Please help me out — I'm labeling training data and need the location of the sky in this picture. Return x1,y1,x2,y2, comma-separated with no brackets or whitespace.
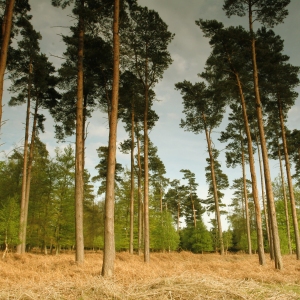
1,0,300,228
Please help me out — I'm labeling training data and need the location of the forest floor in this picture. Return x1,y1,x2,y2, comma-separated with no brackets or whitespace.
1,251,300,299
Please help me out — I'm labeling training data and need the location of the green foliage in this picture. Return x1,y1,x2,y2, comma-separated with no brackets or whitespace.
150,210,180,252
0,195,20,246
223,0,290,28
203,149,229,214
180,220,213,253
92,146,124,195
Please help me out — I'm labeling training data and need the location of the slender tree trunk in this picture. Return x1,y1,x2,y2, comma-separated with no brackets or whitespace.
192,195,196,229
17,61,32,254
160,187,163,213
136,131,143,255
235,73,265,265
0,0,15,131
102,0,120,276
75,0,85,265
144,82,150,263
203,122,224,255
241,139,252,254
256,133,271,255
129,100,135,254
278,99,300,259
177,197,180,232
24,98,39,253
278,145,292,255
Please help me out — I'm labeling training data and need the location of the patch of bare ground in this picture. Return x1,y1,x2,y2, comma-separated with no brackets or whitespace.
0,251,300,299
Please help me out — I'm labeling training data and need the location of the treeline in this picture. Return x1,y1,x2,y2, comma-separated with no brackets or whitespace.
0,0,300,275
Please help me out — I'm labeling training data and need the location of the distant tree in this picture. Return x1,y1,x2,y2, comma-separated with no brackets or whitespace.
219,103,252,254
228,178,254,253
0,195,19,258
129,4,173,262
51,145,76,254
180,169,198,229
180,219,213,254
175,79,227,255
164,179,187,232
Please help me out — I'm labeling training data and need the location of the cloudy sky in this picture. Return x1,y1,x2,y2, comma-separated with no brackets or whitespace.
2,0,300,227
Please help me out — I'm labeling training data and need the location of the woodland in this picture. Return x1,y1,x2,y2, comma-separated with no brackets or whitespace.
0,0,300,287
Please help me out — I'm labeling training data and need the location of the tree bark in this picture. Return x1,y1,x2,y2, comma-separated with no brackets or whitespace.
0,0,15,131
278,98,300,258
17,60,32,254
102,0,120,276
203,121,224,255
75,0,85,265
129,100,135,254
241,139,252,254
235,73,265,265
24,97,39,254
278,145,292,255
136,130,143,256
143,80,150,263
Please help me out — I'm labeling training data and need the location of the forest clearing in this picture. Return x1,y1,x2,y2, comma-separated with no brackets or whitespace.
1,251,300,300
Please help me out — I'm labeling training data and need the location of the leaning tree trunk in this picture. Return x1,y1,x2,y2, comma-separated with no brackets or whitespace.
278,98,300,259
241,138,252,255
203,122,224,255
17,61,32,254
74,0,85,265
234,72,265,265
129,100,135,255
249,8,282,270
278,144,292,255
102,0,120,277
0,0,15,131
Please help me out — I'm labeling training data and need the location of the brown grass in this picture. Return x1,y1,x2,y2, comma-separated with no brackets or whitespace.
1,251,300,299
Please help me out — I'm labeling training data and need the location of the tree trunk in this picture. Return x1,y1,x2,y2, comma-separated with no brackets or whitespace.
241,139,252,254
256,133,271,256
0,0,15,131
278,99,300,258
129,100,135,254
75,0,85,265
235,73,265,265
203,122,224,255
23,98,39,253
17,61,32,254
278,145,292,255
143,83,150,263
192,195,196,229
250,28,282,268
101,0,120,276
136,130,143,256
177,199,180,232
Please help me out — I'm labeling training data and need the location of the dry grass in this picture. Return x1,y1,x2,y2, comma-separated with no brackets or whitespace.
1,251,300,299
